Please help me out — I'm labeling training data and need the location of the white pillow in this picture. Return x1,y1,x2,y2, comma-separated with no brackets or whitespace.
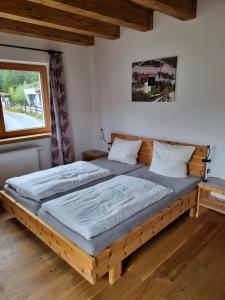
108,137,142,165
150,141,195,178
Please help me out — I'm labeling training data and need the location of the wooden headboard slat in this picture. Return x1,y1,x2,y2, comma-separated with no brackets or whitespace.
111,132,207,177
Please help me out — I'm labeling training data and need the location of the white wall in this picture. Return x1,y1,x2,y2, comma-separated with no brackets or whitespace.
0,0,225,180
0,32,93,171
90,0,225,179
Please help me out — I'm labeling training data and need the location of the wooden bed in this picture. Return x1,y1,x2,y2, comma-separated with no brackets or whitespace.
0,133,207,285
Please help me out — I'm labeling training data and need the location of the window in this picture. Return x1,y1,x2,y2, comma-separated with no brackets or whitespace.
0,62,50,140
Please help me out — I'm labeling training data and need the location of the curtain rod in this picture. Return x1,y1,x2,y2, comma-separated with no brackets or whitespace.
0,43,63,54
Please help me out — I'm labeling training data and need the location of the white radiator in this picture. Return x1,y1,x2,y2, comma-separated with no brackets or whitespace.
0,147,40,188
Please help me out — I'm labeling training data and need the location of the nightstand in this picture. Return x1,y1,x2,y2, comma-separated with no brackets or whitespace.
197,177,225,217
82,149,108,161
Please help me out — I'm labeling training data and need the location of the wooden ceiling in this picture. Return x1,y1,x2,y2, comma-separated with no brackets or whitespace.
0,0,197,46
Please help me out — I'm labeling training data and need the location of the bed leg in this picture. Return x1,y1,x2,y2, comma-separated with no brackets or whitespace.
89,273,97,285
109,262,122,284
189,206,196,218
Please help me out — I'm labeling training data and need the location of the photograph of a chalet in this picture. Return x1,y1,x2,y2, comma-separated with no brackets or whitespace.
132,56,177,102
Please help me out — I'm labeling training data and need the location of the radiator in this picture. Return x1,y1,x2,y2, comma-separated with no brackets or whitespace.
0,147,40,188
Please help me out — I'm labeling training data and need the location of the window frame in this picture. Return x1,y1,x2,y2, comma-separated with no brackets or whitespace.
0,62,51,140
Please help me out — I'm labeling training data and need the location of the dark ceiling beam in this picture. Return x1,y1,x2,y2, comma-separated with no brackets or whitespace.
131,0,197,20
0,18,94,46
27,0,153,31
0,0,119,39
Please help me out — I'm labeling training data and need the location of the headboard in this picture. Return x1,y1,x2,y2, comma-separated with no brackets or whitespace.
111,132,207,177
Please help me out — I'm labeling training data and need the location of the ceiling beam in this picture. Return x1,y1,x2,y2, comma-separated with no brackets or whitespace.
0,18,94,46
27,0,153,32
131,0,197,20
0,0,119,40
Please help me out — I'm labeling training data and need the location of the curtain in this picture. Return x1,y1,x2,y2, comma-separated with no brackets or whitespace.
48,52,73,167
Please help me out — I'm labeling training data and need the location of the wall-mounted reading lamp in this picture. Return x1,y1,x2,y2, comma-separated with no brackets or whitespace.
100,128,112,151
202,145,211,182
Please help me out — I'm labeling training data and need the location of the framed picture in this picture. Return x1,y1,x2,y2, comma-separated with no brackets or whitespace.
132,56,177,102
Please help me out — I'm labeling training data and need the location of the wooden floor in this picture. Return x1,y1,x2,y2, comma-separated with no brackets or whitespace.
1,207,225,300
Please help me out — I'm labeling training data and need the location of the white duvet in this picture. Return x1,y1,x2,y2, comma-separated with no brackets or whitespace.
6,161,111,201
42,175,173,240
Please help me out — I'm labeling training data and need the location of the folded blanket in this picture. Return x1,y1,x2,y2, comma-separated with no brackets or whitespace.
6,161,112,201
42,175,173,240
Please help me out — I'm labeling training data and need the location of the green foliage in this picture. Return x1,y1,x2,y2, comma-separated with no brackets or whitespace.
150,86,156,96
13,85,26,104
0,69,39,94
8,86,15,99
132,91,153,102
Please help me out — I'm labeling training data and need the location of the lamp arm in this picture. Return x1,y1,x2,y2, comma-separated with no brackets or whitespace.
100,128,112,146
202,145,211,182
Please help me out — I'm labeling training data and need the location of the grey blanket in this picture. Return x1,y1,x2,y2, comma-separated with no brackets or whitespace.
42,175,173,239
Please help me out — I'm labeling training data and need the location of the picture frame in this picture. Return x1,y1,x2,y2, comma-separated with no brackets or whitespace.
132,56,177,102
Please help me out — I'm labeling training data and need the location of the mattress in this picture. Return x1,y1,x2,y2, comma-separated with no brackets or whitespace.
3,158,144,214
38,167,201,256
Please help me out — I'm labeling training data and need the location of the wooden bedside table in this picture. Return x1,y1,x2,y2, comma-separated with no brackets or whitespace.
82,149,108,161
197,177,225,217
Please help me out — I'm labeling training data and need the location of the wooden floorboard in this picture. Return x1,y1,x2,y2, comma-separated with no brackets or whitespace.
0,206,225,300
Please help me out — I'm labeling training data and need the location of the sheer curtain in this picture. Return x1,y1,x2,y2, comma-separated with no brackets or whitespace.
48,52,73,166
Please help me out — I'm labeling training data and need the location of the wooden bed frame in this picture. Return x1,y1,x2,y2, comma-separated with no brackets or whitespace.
0,133,207,285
